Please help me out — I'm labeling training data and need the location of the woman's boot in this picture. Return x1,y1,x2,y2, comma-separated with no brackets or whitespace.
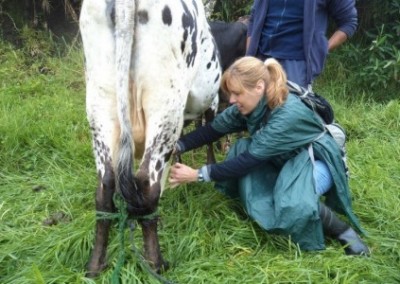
319,202,370,256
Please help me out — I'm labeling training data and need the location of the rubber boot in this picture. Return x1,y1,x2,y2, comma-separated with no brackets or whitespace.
319,202,370,256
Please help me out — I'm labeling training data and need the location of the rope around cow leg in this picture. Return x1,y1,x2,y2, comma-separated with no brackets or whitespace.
96,193,176,284
95,194,129,284
111,193,128,284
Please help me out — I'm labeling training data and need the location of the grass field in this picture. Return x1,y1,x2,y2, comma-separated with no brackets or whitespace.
0,37,399,284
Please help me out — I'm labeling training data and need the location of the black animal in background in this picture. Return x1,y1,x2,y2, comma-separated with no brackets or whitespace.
200,20,248,162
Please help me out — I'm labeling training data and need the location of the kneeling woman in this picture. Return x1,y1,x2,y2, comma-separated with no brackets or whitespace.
169,56,369,255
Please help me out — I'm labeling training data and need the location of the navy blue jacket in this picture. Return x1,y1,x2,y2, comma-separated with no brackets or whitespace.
246,0,358,84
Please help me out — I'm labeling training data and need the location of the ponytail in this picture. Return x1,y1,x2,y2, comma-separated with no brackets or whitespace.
264,58,288,109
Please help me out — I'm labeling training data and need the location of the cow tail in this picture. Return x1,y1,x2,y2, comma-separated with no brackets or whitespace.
114,0,139,206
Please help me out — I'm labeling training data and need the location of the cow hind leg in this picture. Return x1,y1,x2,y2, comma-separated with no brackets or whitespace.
132,169,169,272
86,163,116,277
139,217,169,273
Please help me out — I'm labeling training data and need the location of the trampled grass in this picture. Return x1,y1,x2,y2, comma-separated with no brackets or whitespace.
1,39,399,283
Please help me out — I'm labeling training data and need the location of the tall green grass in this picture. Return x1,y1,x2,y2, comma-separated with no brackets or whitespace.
1,39,399,284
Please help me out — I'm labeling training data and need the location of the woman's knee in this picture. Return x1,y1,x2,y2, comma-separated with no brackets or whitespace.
314,160,333,195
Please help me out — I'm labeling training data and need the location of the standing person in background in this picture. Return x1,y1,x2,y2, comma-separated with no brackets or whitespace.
169,57,369,255
246,0,358,88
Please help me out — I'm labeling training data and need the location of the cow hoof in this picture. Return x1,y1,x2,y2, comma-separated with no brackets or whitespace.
85,270,100,279
86,262,108,278
155,259,170,273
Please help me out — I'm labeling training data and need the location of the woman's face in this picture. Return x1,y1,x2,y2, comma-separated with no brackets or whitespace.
228,78,265,115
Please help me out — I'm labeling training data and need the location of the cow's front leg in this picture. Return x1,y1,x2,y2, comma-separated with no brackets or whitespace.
86,163,116,277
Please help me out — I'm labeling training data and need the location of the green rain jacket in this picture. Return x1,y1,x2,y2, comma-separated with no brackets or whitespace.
211,93,364,250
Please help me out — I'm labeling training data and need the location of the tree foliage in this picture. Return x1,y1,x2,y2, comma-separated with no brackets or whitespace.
337,0,400,89
212,0,252,21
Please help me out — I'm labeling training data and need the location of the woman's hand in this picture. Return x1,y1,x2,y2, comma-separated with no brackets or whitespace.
169,163,198,187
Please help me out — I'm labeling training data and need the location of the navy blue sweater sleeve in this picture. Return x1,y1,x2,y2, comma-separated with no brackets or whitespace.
178,124,225,153
208,150,265,181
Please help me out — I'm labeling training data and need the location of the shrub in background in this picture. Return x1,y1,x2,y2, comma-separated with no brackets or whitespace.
212,0,251,21
327,0,400,92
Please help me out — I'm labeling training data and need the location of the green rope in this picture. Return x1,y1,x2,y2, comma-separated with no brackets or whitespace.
95,193,177,284
111,193,129,284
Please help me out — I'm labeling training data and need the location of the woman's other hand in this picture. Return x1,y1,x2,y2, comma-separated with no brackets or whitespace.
169,163,198,187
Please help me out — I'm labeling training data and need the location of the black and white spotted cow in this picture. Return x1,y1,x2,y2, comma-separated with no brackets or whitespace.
79,0,221,277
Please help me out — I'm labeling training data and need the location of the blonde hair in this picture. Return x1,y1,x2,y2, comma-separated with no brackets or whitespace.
221,56,288,109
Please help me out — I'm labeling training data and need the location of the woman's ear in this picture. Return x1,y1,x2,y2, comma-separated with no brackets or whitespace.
255,80,265,95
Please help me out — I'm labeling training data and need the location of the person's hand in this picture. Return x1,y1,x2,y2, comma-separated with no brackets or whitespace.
169,163,198,187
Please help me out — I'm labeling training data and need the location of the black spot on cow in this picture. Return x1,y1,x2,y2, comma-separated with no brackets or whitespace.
211,48,217,62
207,62,211,69
108,1,115,27
181,41,185,53
181,0,193,29
155,160,162,171
192,0,198,15
180,0,197,67
138,10,149,24
214,73,220,83
162,133,169,141
181,29,189,53
162,5,172,26
187,29,198,67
